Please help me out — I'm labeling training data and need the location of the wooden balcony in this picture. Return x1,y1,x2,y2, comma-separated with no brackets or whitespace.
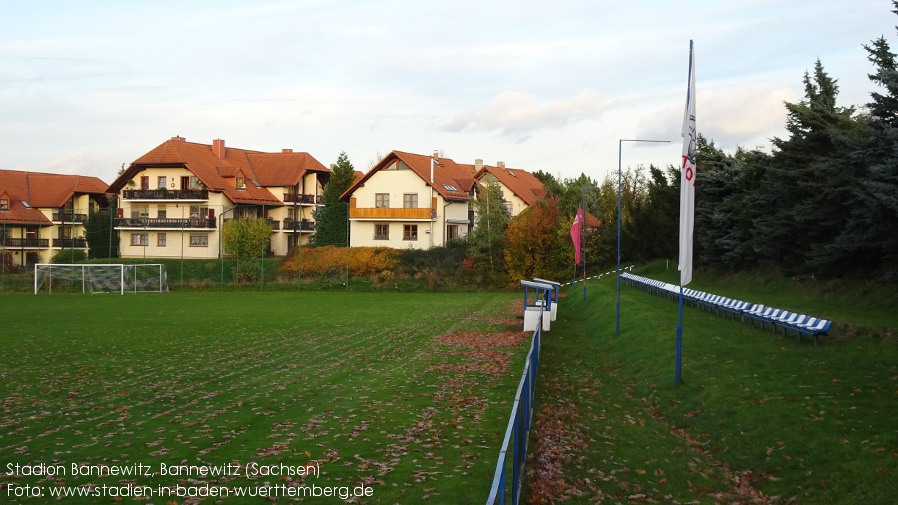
1,237,49,248
122,189,209,200
52,212,88,222
348,197,437,220
114,217,216,229
283,218,315,232
52,238,88,248
283,193,321,205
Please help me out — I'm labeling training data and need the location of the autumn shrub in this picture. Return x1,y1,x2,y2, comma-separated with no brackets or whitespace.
505,198,573,280
278,246,400,278
1,250,20,274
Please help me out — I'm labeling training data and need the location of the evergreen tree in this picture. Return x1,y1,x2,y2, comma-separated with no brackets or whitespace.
865,2,898,127
757,60,865,274
84,210,119,259
852,5,898,268
624,165,679,262
468,179,509,273
312,151,357,247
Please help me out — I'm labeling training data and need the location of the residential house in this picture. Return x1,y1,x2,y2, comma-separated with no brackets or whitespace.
107,137,329,259
341,151,477,249
0,169,109,267
473,161,545,217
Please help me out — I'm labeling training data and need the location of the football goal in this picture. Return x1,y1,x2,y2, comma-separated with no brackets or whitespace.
34,264,169,294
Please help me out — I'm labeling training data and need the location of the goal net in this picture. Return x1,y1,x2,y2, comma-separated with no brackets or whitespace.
34,264,169,294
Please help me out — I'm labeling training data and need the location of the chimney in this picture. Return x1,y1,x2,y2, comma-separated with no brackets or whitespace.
497,161,505,169
171,136,185,142
432,150,439,160
212,139,226,160
475,159,483,171
282,148,293,153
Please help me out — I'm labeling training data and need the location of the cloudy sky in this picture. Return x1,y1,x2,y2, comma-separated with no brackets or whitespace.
0,0,892,185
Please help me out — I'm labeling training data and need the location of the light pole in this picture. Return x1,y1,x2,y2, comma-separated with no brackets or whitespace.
616,139,670,335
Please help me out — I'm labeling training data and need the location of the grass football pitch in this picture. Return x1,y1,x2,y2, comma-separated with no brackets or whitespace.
0,291,527,504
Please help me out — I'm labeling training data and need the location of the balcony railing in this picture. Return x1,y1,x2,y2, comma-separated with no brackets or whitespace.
52,238,88,248
349,207,435,220
52,213,88,223
122,189,209,200
283,193,321,205
283,218,315,232
1,238,49,248
115,217,216,229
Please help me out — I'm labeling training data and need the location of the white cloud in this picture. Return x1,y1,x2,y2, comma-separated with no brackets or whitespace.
637,86,798,151
441,88,607,143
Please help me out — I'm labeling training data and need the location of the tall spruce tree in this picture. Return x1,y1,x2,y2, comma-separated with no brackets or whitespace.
312,151,357,247
856,4,898,268
757,60,864,274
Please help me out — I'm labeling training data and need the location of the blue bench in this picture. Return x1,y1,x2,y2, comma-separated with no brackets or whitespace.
619,273,833,346
781,317,832,347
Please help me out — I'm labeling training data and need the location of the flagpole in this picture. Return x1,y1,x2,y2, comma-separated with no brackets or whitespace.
676,279,684,385
676,39,697,386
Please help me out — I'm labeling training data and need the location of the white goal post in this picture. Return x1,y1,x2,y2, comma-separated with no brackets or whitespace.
34,264,169,295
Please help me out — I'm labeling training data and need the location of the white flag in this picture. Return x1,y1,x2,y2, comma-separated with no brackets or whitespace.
679,41,696,286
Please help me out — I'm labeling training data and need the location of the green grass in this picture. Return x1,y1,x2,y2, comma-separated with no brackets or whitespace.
525,265,898,504
0,291,528,504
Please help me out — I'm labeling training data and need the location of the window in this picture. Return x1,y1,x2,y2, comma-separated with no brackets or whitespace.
157,233,167,247
403,224,418,241
403,193,418,209
375,193,389,208
375,224,389,240
447,224,459,241
190,235,208,247
158,176,167,189
236,177,244,189
190,206,209,219
0,199,8,211
189,176,200,189
130,233,148,246
157,205,166,219
131,205,149,219
442,183,458,192
140,176,149,190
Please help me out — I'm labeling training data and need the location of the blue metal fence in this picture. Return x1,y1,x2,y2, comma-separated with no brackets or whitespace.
485,311,542,505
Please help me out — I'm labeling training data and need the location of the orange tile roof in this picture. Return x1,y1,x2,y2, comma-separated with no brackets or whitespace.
474,165,546,207
0,169,109,226
108,138,329,206
341,151,477,202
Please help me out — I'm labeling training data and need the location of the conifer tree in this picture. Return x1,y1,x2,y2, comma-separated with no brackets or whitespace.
312,151,357,247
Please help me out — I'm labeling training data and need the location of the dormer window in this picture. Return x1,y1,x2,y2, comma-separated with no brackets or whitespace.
0,199,8,211
236,177,244,189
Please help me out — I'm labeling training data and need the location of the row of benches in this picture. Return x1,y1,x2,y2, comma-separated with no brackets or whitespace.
621,272,833,346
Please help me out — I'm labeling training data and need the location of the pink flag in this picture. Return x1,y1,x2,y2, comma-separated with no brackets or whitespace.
570,206,584,265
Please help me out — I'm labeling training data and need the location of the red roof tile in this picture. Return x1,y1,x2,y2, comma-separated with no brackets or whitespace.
109,138,329,206
341,151,477,202
0,169,109,226
474,165,546,207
